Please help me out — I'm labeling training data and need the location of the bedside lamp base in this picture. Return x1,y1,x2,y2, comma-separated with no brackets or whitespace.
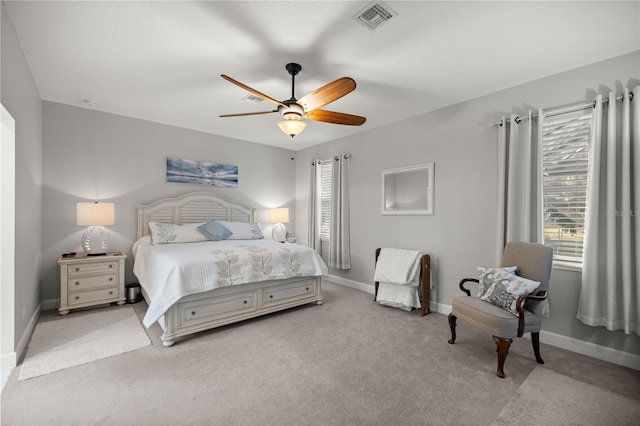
272,223,286,242
81,225,110,256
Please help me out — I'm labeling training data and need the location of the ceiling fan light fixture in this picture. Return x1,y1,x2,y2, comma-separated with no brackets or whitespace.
278,118,306,138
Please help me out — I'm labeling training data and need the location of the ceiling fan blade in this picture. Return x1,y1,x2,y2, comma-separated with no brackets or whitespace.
305,109,366,126
298,77,356,112
220,110,278,118
221,75,287,108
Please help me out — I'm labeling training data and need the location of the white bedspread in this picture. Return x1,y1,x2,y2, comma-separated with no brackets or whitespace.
133,237,328,327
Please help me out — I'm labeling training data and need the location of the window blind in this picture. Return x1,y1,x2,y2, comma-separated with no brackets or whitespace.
320,160,333,242
542,111,592,265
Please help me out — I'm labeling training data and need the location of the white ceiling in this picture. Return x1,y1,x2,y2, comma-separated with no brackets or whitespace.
4,1,639,150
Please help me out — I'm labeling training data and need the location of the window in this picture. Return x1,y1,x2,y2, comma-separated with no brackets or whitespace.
542,110,592,268
319,160,333,242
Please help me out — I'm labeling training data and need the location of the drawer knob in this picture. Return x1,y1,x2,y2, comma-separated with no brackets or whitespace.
75,282,80,286
269,295,273,299
306,287,309,291
109,291,113,295
75,296,80,300
109,265,113,268
243,300,247,304
75,268,80,272
191,311,196,316
109,278,113,282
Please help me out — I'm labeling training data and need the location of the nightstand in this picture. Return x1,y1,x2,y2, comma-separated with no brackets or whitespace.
58,252,127,315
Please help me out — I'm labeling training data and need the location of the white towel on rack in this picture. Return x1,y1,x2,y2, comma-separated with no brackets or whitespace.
374,248,423,286
376,284,421,311
374,248,424,311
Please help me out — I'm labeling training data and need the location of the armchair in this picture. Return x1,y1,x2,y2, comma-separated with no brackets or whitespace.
448,242,553,378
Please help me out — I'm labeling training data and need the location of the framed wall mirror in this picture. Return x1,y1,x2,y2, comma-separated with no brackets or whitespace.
381,163,434,215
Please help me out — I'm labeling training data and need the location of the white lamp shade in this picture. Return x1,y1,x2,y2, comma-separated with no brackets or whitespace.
77,202,115,226
269,208,289,224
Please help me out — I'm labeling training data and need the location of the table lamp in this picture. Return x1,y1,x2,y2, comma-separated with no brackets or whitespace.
269,208,289,242
77,202,115,255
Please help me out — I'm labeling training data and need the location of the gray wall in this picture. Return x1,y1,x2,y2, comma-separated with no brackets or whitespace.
41,102,297,302
295,51,640,355
1,2,42,352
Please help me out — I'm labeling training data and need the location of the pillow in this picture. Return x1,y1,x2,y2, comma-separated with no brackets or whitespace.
198,220,263,240
479,268,540,315
148,222,209,245
219,220,263,240
476,266,517,297
197,220,233,241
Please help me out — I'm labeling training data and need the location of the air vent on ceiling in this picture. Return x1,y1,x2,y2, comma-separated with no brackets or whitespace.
243,93,264,103
353,1,397,30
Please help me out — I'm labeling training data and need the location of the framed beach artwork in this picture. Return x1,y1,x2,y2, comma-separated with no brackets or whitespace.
166,157,238,188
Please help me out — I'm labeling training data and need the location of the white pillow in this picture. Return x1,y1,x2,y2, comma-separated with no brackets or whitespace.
148,222,209,245
215,220,264,240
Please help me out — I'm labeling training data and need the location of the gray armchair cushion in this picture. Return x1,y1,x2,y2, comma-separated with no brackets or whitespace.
451,296,542,339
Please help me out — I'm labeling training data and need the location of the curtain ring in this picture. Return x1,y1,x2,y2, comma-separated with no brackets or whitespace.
514,116,521,124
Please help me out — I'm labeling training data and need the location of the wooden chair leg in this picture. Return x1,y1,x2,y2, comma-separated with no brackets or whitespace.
492,336,512,378
531,332,544,364
448,313,457,344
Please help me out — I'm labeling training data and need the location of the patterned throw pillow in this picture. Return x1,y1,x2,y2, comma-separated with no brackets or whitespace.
148,222,209,245
479,268,540,316
197,220,233,241
476,266,517,297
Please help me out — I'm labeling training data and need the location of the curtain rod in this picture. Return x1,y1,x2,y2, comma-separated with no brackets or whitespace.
493,92,634,127
311,154,351,166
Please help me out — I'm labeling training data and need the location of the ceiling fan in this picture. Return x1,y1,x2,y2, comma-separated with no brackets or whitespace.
220,63,366,138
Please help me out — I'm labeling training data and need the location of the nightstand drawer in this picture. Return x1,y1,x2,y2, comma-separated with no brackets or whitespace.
67,274,118,291
68,287,119,306
67,261,118,276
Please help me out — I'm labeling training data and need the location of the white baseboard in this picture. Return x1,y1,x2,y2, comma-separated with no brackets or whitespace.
325,275,374,294
326,276,639,371
1,302,41,391
15,302,41,364
536,329,640,371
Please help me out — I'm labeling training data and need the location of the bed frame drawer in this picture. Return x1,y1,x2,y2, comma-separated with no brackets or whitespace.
262,280,317,308
178,290,257,327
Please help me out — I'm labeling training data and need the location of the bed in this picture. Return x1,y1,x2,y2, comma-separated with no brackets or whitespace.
132,191,327,347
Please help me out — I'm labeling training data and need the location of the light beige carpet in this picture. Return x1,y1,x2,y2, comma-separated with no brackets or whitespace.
19,306,151,381
493,366,640,426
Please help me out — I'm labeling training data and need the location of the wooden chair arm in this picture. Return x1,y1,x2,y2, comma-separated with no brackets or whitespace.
458,278,478,296
515,291,547,337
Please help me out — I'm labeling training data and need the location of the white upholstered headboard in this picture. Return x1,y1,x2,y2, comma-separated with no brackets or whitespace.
136,192,256,240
